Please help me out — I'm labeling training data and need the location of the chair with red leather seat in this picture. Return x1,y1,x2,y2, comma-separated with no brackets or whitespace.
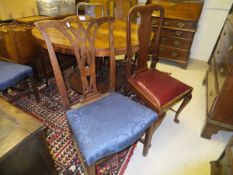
126,4,193,128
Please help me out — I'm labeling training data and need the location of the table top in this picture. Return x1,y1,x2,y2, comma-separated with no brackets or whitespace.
0,98,43,157
15,15,71,25
31,19,139,57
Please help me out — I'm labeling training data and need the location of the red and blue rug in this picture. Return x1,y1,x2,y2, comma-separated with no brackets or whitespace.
4,69,136,175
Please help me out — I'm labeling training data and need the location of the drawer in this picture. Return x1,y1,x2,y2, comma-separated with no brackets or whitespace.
158,28,195,40
152,17,197,30
207,57,218,115
158,45,189,62
214,41,230,92
160,36,192,50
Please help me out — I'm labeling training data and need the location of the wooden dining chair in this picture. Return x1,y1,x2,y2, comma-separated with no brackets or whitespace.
35,15,159,175
76,2,105,18
126,4,193,127
106,0,137,20
105,0,138,91
0,57,40,102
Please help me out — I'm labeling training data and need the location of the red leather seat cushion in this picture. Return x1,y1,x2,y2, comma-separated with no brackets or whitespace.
128,69,192,109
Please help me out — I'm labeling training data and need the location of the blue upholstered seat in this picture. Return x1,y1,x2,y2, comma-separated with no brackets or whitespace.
67,92,158,165
0,61,33,91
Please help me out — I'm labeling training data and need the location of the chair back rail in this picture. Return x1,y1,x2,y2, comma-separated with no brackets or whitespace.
35,16,115,111
126,4,193,124
77,2,105,18
126,4,164,78
106,0,137,20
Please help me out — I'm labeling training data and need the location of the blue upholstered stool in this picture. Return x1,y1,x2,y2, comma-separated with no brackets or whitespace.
67,92,158,166
0,61,39,102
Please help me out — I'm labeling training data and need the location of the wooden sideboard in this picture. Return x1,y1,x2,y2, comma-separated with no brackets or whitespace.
0,98,57,175
210,136,233,175
146,0,203,68
201,13,233,139
0,24,37,64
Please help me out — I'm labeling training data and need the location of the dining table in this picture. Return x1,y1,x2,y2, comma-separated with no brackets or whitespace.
31,17,139,92
31,18,139,57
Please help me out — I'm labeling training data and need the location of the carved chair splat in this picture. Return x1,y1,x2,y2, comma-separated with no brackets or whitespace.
126,4,193,130
35,15,159,175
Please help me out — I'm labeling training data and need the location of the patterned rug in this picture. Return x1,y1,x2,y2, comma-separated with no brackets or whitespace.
3,68,136,175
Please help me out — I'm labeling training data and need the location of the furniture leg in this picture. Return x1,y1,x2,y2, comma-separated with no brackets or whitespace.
174,93,192,123
143,124,154,156
40,48,49,88
29,76,40,103
87,164,96,175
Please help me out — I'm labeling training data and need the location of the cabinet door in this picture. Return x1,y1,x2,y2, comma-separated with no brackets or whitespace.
207,57,218,115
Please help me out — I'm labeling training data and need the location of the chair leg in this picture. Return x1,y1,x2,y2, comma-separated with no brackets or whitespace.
174,93,192,123
87,164,96,175
143,124,154,156
40,48,49,88
153,112,166,133
28,76,40,103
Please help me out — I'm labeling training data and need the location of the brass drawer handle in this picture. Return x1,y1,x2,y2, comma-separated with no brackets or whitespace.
159,47,165,52
162,37,167,42
175,30,183,36
174,40,181,46
171,52,178,57
223,31,227,36
229,45,233,52
177,22,185,28
216,50,220,54
164,21,170,26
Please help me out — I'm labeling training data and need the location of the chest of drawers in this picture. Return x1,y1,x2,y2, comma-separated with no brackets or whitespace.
201,13,233,139
146,0,203,68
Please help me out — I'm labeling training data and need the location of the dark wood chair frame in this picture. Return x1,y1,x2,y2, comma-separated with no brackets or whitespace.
126,4,193,127
106,0,137,20
35,15,157,175
76,2,105,18
0,57,40,103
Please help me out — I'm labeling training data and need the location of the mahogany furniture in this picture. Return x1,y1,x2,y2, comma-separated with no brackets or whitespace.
15,15,77,80
210,136,233,175
0,57,40,103
32,17,139,91
35,15,158,175
201,13,233,139
0,24,37,64
15,15,65,25
0,16,63,65
106,0,138,20
0,98,56,175
32,19,139,57
126,4,193,128
146,0,204,68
